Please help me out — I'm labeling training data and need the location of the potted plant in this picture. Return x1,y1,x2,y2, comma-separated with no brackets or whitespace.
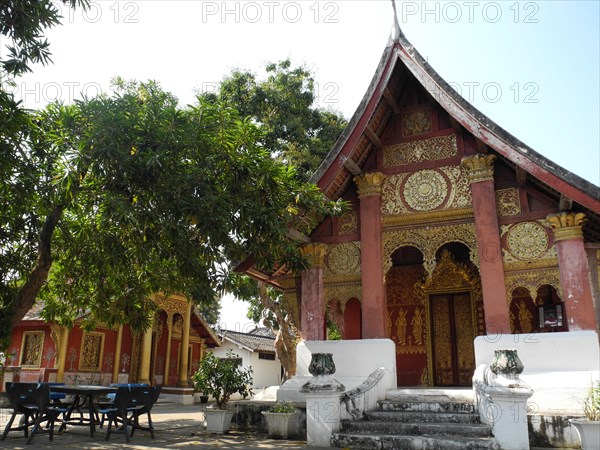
261,401,297,439
570,380,600,449
192,350,253,434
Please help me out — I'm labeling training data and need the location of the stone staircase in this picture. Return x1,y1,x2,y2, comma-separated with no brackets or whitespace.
332,388,500,450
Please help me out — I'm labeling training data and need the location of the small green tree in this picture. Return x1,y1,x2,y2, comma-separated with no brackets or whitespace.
210,60,348,377
192,350,253,409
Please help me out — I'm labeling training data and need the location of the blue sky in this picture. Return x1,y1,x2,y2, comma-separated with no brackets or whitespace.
5,1,599,326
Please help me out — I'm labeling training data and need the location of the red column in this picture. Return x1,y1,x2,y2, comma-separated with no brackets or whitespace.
355,172,387,339
300,243,327,340
461,154,511,334
547,212,597,331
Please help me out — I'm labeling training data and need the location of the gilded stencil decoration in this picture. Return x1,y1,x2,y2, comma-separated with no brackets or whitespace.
506,222,550,260
50,325,62,366
326,242,361,276
383,223,479,276
418,250,481,301
382,173,408,215
404,170,448,211
79,332,104,371
402,109,432,137
504,268,562,303
443,165,472,209
338,211,358,236
382,165,471,216
387,267,428,356
496,188,520,216
411,308,424,345
156,295,187,322
454,294,476,386
516,300,533,333
153,314,165,344
20,331,44,367
431,297,453,385
383,134,457,167
396,309,408,345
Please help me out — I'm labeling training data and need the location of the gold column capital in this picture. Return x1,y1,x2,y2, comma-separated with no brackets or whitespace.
547,212,586,241
354,172,386,197
300,242,328,268
460,153,496,183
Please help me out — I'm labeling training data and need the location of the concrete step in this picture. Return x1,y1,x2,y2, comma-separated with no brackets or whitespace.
364,409,481,424
379,399,476,414
332,387,497,450
332,433,500,450
340,420,493,437
385,387,474,403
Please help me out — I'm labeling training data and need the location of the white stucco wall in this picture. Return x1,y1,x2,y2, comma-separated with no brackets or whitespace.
208,341,281,391
474,330,600,413
248,351,282,389
277,339,397,402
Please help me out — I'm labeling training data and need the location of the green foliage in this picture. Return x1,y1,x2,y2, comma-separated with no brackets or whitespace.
326,318,342,341
582,380,600,421
210,60,349,368
1,79,343,344
192,350,253,409
0,0,87,351
270,401,296,413
0,0,89,77
201,59,347,181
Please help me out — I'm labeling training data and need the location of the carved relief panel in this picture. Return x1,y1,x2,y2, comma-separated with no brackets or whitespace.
496,188,521,217
402,109,432,137
79,332,105,372
382,165,472,217
338,211,358,236
383,223,479,277
383,134,457,167
501,220,557,268
20,331,45,368
324,242,361,276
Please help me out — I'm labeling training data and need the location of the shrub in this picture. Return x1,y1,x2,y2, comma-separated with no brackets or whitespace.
582,380,600,421
192,350,253,409
270,401,296,413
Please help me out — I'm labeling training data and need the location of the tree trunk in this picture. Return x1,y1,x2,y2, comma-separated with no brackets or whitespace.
257,282,298,381
274,323,297,381
8,205,64,336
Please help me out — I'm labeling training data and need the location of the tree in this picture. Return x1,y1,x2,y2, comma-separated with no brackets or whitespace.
0,0,88,349
201,59,347,181
208,60,348,379
0,79,343,348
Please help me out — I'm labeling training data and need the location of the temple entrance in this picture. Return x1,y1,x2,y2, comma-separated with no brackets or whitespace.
386,243,485,387
430,292,475,386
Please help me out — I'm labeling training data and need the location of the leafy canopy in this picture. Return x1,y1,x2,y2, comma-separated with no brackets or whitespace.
1,79,343,345
200,59,347,181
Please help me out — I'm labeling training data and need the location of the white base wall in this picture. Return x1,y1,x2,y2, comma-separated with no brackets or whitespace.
474,330,600,414
277,339,397,403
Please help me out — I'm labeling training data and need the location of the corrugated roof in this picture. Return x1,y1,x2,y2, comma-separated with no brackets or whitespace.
219,329,275,353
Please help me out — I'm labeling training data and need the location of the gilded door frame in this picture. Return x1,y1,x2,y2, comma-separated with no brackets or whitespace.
415,250,481,386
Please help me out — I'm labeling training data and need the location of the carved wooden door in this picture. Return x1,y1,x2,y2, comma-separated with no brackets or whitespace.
430,292,475,386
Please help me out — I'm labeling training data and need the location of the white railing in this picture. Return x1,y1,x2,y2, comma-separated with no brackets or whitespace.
339,368,390,421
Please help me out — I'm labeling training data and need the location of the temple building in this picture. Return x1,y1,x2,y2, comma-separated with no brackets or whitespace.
239,18,600,388
2,293,220,403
